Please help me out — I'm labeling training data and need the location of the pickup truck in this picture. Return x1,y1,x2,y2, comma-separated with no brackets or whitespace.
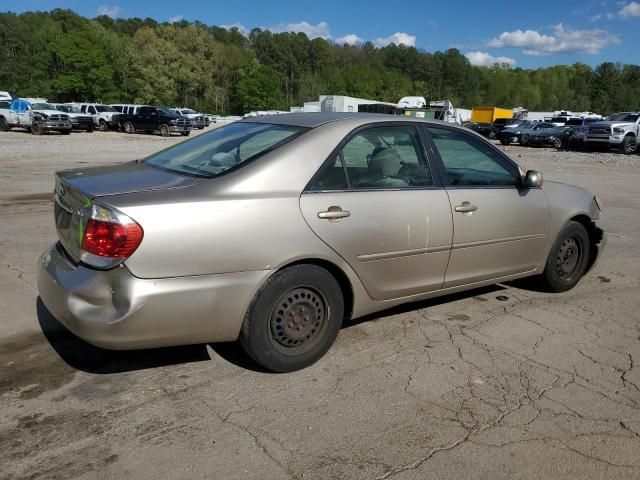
52,104,94,132
120,105,192,136
171,108,208,129
585,112,639,154
0,98,72,134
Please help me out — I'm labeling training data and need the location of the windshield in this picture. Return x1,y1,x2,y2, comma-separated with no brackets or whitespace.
31,103,57,110
57,105,81,113
145,122,306,177
607,113,639,122
565,119,583,126
182,109,196,114
96,105,116,112
157,108,175,116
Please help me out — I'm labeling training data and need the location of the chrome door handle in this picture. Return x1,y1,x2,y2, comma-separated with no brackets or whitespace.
454,202,478,213
318,206,350,221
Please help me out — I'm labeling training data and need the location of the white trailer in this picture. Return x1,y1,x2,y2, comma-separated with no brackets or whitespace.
428,100,471,124
319,95,394,113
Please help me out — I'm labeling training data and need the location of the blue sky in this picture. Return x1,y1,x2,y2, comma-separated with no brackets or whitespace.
4,0,640,68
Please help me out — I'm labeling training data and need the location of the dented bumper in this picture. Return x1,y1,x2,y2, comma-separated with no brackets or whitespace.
37,242,271,349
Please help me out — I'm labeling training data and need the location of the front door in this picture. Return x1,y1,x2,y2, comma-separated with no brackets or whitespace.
424,126,550,288
300,124,453,301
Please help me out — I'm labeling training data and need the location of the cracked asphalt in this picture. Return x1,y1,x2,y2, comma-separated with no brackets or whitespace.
1,129,639,479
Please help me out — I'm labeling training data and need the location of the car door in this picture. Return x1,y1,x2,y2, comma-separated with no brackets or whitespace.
424,125,550,288
300,123,453,301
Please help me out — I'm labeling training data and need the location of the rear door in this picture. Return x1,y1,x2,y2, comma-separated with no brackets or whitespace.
424,125,550,288
300,123,453,301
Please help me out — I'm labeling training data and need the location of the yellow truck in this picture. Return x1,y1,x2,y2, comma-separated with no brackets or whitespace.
471,107,513,124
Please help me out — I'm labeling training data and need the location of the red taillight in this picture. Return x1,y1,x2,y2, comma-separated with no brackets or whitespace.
81,204,143,259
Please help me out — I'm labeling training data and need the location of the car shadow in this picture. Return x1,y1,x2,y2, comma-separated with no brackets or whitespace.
37,298,213,375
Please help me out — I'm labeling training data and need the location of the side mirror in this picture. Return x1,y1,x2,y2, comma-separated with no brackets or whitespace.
525,170,543,188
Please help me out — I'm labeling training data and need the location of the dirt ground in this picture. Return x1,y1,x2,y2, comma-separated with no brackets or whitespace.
1,127,640,479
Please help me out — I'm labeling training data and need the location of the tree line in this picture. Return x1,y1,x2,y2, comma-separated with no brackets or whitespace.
1,9,639,115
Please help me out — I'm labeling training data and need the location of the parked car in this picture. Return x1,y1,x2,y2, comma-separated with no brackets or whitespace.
71,103,120,131
585,112,639,154
466,122,497,139
120,105,192,136
52,104,94,132
38,113,605,372
565,117,602,149
499,121,557,145
492,117,519,133
525,125,575,148
1,98,72,134
171,108,208,129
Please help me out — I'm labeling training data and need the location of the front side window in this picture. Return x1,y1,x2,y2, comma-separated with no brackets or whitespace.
145,122,305,178
309,125,432,191
427,127,520,187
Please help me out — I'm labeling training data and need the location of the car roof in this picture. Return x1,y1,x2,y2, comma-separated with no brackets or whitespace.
241,112,456,129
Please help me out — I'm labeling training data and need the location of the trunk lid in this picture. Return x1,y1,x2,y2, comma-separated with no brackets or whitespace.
54,161,202,263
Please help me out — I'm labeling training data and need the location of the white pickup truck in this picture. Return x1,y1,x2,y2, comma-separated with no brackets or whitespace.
0,98,72,134
585,112,639,154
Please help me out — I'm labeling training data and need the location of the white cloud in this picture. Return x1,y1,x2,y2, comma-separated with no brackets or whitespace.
270,21,331,39
619,1,640,16
373,32,416,47
169,15,184,23
220,23,250,36
487,23,619,55
335,34,363,45
97,5,121,18
465,51,517,67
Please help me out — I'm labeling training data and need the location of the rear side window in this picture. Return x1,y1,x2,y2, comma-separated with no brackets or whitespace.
145,122,306,178
308,125,433,191
427,127,519,187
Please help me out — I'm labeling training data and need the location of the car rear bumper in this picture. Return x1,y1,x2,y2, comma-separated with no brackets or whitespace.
37,242,271,349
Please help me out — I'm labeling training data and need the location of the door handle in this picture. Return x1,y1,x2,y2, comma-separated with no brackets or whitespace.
454,202,478,213
318,206,350,221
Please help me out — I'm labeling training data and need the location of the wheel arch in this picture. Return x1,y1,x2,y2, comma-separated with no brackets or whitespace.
272,258,355,321
568,214,604,273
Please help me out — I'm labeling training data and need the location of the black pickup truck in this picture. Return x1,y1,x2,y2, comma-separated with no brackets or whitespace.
120,105,192,137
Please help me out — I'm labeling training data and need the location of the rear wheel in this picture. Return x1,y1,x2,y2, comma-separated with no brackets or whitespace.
0,117,9,132
123,121,135,134
521,134,530,146
500,137,510,145
159,124,171,137
540,221,590,292
622,135,637,154
553,137,563,149
488,130,496,139
181,131,190,136
240,265,344,372
60,129,71,135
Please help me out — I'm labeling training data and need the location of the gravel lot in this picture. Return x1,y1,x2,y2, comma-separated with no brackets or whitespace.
1,128,639,479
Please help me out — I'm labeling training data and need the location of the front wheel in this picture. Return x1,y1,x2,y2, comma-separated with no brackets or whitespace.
98,119,108,132
159,124,171,137
521,134,530,146
500,137,510,146
622,135,637,154
240,265,344,372
540,221,590,292
181,131,190,136
0,117,9,132
553,137,563,149
31,123,43,135
60,129,71,135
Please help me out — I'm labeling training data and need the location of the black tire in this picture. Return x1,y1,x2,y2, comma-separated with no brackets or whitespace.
98,119,108,132
86,127,94,133
521,134,529,146
181,131,190,136
0,117,9,132
553,137,563,149
123,121,135,134
159,124,171,137
60,129,71,135
489,130,496,140
622,135,637,155
240,265,344,372
500,137,510,145
540,221,590,293
31,123,42,135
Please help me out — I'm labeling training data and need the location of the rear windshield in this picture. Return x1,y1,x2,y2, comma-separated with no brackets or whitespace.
144,122,306,177
564,119,583,126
